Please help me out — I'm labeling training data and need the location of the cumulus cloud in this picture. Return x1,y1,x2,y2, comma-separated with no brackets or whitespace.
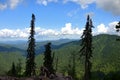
0,23,83,40
37,0,58,6
64,0,120,15
97,24,108,33
94,21,118,35
9,0,23,9
61,23,83,35
0,0,22,10
36,0,120,15
0,28,29,39
0,3,7,10
96,0,120,16
0,22,118,40
63,0,95,9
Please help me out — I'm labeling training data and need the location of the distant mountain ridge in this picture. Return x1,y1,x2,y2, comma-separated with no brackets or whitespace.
0,34,119,55
0,38,75,55
0,34,120,77
0,45,25,53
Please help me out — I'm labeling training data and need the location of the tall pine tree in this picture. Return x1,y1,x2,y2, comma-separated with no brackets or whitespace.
25,14,36,76
80,15,94,80
43,42,54,77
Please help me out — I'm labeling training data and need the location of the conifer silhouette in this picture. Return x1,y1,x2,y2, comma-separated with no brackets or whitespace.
25,14,36,76
16,59,22,76
43,42,54,77
7,62,17,76
68,51,76,79
80,15,94,80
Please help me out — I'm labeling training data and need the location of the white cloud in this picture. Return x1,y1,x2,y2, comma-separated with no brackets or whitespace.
0,0,22,10
0,23,83,40
95,21,118,35
107,21,118,34
61,23,83,35
64,0,120,15
96,0,120,15
0,3,7,10
0,22,118,40
37,0,58,6
0,28,29,39
1,0,119,15
97,24,108,34
9,0,23,9
64,0,95,9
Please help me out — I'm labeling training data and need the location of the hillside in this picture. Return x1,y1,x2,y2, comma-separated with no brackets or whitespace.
0,45,25,54
36,34,120,79
0,52,25,75
0,34,120,79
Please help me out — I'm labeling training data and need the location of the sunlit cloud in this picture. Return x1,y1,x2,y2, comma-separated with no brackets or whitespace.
96,0,120,16
63,0,95,9
0,22,118,40
63,0,120,15
93,21,118,35
0,0,23,10
0,0,120,15
36,0,58,6
0,3,7,10
9,0,23,9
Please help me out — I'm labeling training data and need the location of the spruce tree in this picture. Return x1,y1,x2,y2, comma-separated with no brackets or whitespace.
55,55,58,73
43,42,54,77
16,59,22,76
7,62,17,76
80,15,94,80
11,62,17,76
25,14,36,76
68,52,76,79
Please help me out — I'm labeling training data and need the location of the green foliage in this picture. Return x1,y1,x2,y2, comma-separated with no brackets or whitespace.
39,34,120,79
0,34,120,80
0,52,25,75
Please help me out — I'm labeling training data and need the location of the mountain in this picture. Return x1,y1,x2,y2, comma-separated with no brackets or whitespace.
0,38,75,55
36,34,120,79
0,52,25,75
35,39,75,55
0,34,120,79
0,45,25,53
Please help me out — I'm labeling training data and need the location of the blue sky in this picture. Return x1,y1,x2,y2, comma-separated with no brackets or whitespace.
0,0,120,40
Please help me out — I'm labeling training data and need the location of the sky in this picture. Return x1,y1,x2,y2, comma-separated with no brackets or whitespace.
0,0,120,41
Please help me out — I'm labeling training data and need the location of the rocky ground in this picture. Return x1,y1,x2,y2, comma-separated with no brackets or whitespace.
0,74,73,80
0,76,72,80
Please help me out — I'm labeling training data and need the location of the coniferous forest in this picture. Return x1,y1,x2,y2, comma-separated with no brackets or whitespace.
0,14,120,80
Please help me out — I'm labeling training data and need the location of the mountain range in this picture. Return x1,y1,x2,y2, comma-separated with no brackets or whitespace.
0,34,120,79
